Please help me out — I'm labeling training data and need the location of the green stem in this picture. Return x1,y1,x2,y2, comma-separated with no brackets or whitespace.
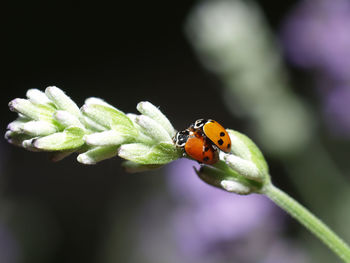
263,183,350,263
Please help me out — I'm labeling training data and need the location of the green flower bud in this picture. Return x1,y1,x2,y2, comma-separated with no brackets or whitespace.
81,115,107,132
226,129,269,182
33,127,85,151
81,104,137,136
45,86,81,117
9,99,56,123
7,117,29,133
118,143,181,165
5,131,32,147
136,101,176,137
223,153,261,181
196,161,262,195
20,121,58,136
84,97,117,109
26,89,55,107
135,115,172,143
220,180,251,194
77,146,119,165
126,113,154,144
22,138,41,152
54,110,85,129
84,130,130,146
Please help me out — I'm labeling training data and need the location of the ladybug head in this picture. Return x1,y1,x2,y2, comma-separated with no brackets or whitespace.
173,129,190,147
191,119,207,129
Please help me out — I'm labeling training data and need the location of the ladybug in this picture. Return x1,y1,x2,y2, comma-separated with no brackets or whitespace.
191,119,231,153
173,129,219,165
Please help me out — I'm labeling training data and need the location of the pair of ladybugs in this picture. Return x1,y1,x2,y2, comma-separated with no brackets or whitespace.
173,119,231,164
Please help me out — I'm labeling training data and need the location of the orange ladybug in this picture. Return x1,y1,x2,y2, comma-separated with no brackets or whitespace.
173,129,219,164
191,119,231,153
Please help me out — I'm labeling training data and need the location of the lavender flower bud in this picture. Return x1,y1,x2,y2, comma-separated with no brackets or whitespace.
77,146,119,165
136,101,176,137
45,86,81,117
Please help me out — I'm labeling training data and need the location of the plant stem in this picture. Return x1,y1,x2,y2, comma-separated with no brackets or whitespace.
262,183,350,263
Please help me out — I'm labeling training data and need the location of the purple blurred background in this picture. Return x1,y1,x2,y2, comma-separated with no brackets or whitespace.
282,0,350,136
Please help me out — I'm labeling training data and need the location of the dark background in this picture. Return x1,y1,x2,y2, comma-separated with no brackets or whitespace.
3,1,297,263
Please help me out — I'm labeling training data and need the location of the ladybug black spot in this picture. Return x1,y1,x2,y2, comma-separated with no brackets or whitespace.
218,139,224,146
227,143,231,149
220,132,225,137
203,156,209,162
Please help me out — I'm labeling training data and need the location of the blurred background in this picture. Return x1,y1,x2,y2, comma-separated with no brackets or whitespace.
3,0,350,262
